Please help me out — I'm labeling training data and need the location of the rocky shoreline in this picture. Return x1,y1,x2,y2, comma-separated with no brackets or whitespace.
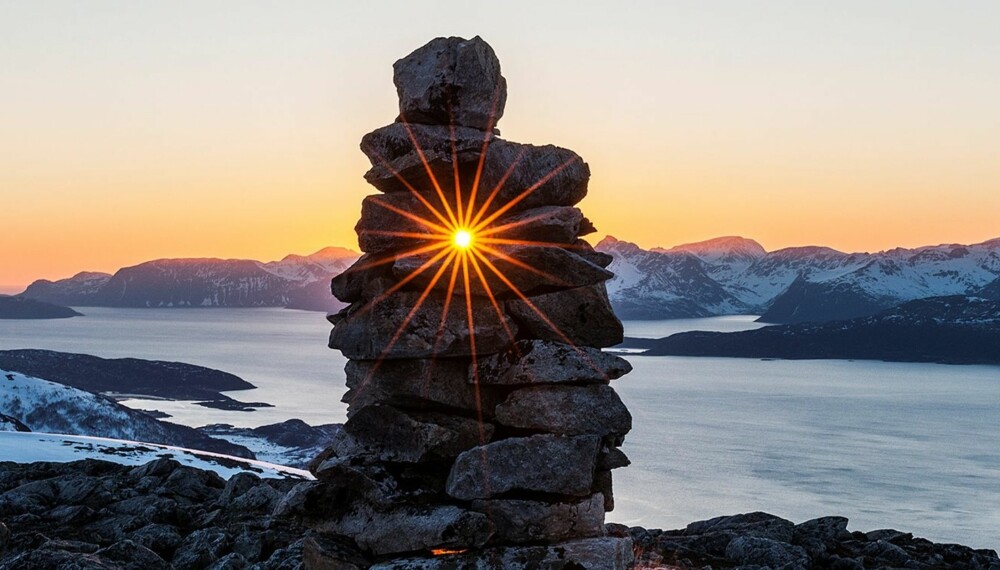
0,458,996,569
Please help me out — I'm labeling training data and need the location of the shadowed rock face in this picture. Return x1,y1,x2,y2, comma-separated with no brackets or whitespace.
316,36,633,568
393,36,507,131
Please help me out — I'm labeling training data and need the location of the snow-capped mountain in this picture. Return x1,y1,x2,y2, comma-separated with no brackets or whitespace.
18,271,112,306
598,237,749,319
0,369,253,458
596,235,1000,323
20,247,359,312
978,277,1000,300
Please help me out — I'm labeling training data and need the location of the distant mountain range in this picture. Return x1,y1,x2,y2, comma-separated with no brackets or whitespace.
19,247,359,312
596,235,1000,322
618,295,1000,365
16,236,1000,323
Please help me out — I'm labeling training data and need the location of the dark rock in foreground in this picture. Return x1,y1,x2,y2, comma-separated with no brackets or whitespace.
1,459,997,569
0,296,81,319
623,511,1000,570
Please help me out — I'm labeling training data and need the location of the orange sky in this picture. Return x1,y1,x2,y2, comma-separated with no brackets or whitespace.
2,1,999,293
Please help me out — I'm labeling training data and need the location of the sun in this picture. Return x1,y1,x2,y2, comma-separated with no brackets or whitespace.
453,229,473,250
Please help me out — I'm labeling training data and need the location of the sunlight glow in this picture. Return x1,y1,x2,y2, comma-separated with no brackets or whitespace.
453,229,473,249
347,85,612,450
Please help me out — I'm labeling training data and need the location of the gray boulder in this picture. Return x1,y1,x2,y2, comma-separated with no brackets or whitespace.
477,340,631,385
725,536,809,570
470,494,605,543
446,434,599,500
343,358,501,417
329,288,516,359
393,244,613,297
334,405,491,463
495,384,632,437
490,205,591,243
320,504,495,556
393,36,506,130
507,283,623,348
172,528,230,570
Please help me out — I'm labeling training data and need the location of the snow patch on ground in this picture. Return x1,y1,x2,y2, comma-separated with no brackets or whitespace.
0,431,313,480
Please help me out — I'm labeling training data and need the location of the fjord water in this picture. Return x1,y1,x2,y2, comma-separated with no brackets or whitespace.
1,309,998,548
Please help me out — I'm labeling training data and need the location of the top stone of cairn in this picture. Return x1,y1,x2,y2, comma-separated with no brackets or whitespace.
393,36,507,131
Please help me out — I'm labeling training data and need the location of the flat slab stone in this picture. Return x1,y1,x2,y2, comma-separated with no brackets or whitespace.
329,288,516,359
475,339,632,385
319,503,495,557
393,245,613,298
494,384,632,438
470,494,605,543
488,205,589,244
343,359,500,418
369,536,634,570
507,284,623,348
329,405,491,463
364,138,589,216
446,434,599,500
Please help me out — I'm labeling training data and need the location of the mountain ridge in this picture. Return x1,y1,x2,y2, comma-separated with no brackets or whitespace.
597,234,1000,322
20,247,360,313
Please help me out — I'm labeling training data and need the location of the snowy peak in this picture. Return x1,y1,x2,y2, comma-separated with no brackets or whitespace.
658,236,767,265
598,234,1000,321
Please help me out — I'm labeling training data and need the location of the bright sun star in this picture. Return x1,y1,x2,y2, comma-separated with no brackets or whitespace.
453,229,473,249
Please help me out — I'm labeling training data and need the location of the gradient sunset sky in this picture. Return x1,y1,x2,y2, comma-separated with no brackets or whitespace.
2,1,999,292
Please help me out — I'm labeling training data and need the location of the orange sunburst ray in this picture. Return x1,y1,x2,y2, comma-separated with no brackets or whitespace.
472,156,580,233
346,245,454,322
399,116,461,229
340,241,450,273
476,237,590,249
474,243,571,287
463,83,503,228
467,250,519,348
472,248,613,381
467,149,526,230
358,230,452,241
448,104,465,228
365,147,455,231
355,250,459,397
431,253,464,355
471,248,577,348
368,195,453,235
460,252,490,445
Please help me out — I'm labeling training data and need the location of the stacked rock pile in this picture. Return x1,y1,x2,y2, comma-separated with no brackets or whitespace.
309,36,635,569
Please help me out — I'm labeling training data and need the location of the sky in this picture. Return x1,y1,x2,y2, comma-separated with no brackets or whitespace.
2,1,999,292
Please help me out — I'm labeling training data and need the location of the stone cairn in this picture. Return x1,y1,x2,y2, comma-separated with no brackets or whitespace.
306,36,634,569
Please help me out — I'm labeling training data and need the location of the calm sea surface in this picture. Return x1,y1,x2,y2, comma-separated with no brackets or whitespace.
1,308,998,548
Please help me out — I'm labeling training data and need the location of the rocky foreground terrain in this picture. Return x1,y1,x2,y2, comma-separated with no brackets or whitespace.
0,458,996,569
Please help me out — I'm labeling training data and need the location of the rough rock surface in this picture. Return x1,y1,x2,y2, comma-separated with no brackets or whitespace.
476,339,632,385
393,36,506,131
0,460,996,569
446,434,600,500
623,511,1000,570
494,384,632,437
